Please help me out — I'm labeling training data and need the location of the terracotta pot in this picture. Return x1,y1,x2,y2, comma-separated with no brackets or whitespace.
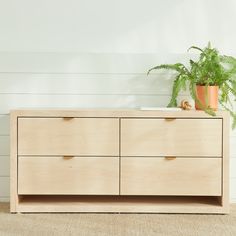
195,85,219,110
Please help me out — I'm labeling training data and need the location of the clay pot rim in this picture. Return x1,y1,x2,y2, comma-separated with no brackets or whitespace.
196,84,219,87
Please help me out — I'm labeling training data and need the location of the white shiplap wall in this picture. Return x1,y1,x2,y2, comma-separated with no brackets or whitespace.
0,53,235,202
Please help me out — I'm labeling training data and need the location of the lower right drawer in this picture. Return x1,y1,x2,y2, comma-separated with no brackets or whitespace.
121,157,222,196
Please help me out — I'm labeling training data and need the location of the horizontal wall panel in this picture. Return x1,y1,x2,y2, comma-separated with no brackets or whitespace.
0,76,176,95
0,136,9,156
0,115,9,135
230,126,236,137
231,158,236,178
230,178,236,200
0,177,9,197
0,156,9,176
230,137,236,157
231,199,236,203
0,73,173,80
231,130,236,137
0,94,190,114
0,53,193,73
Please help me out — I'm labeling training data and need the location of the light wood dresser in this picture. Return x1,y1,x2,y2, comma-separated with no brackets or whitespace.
10,109,229,214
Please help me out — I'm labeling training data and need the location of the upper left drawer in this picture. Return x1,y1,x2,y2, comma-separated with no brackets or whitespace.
18,118,119,156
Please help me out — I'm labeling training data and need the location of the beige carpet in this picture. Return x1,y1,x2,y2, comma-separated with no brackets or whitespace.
0,203,236,236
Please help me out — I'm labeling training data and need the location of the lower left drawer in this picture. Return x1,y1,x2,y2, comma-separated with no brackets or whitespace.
18,156,119,195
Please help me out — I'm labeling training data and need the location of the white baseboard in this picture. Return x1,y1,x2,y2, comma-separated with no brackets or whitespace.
231,198,236,203
0,197,9,202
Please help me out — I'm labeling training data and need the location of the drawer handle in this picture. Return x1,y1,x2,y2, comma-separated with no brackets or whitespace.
63,117,75,120
165,118,176,121
63,156,74,160
165,156,176,160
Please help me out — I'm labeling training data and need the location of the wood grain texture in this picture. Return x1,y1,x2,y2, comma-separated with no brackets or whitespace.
16,196,224,214
10,109,229,118
222,112,230,213
121,118,222,157
18,118,119,156
18,157,119,195
121,157,222,196
10,109,229,213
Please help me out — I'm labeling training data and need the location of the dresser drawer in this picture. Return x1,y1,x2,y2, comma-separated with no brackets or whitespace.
121,157,221,196
18,156,119,195
121,118,222,157
18,118,119,156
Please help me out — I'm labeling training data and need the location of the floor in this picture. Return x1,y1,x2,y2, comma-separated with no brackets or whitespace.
0,203,236,236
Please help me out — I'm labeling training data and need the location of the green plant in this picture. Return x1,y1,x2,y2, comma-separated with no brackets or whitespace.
147,42,236,129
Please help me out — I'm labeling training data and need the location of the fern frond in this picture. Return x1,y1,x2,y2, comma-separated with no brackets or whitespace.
147,63,185,75
167,75,182,107
220,55,236,65
219,101,236,129
188,46,204,53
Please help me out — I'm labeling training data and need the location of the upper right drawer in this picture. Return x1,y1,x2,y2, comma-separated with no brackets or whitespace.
121,118,222,157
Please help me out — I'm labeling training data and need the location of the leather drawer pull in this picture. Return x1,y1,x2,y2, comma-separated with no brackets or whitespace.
63,117,75,120
63,156,74,160
165,118,176,121
165,156,176,160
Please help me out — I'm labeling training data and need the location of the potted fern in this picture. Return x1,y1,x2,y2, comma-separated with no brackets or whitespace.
147,42,236,128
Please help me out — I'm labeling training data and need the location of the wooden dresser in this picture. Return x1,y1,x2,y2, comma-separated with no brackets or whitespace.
10,109,229,213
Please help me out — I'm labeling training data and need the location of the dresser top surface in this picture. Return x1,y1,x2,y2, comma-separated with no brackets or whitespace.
10,108,228,118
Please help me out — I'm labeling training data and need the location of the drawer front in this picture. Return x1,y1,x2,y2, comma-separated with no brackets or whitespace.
18,118,119,156
121,118,222,157
18,157,119,195
121,157,222,196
